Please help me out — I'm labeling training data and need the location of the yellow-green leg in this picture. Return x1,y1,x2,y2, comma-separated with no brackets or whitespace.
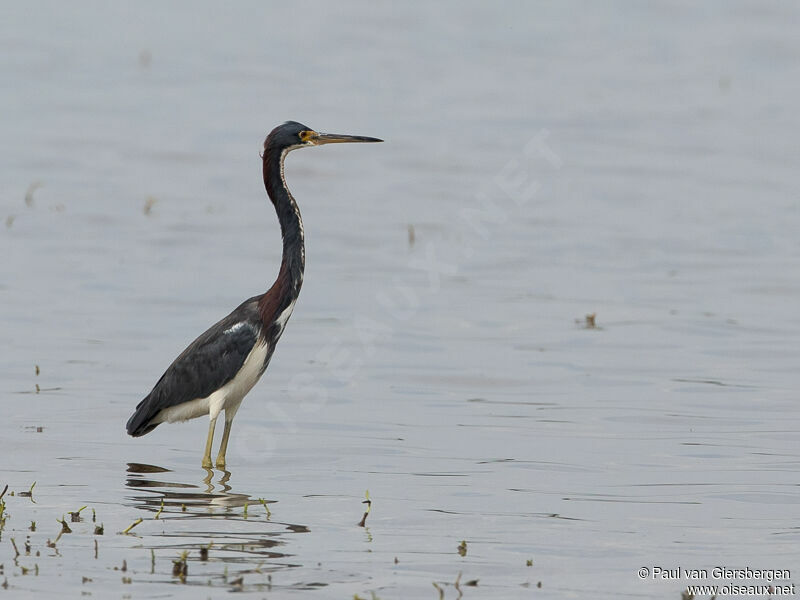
202,416,217,469
215,416,235,469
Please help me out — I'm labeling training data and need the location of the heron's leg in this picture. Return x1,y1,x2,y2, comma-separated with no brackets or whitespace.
202,416,217,469
215,407,239,469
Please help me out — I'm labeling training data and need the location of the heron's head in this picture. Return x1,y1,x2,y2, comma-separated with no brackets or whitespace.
262,121,382,157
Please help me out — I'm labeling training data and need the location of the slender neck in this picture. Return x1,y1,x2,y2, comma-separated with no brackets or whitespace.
261,146,305,308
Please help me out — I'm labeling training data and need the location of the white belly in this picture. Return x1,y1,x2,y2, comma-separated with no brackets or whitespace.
156,340,269,424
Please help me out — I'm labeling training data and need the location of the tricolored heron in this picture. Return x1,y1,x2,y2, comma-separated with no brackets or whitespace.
126,121,382,468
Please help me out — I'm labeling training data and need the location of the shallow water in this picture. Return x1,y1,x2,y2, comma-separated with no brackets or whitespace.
2,1,799,598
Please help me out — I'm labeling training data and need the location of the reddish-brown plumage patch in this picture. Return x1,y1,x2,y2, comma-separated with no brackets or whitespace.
257,262,290,325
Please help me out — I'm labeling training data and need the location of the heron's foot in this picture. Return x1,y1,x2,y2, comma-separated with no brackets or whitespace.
202,456,213,469
215,455,226,469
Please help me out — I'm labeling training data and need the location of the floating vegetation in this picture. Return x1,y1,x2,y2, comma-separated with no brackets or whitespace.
199,543,211,561
19,482,36,499
10,538,20,558
0,464,377,595
457,540,467,557
433,572,476,598
0,485,8,530
576,312,601,330
358,490,371,527
257,497,271,519
69,506,88,522
57,516,72,534
172,551,188,582
432,581,444,599
121,518,143,535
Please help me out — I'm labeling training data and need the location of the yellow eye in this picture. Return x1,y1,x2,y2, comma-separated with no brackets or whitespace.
299,130,316,143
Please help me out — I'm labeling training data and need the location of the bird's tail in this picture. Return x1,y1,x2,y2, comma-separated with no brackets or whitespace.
126,397,160,437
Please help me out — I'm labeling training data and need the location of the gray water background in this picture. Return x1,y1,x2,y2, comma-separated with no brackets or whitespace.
1,2,798,598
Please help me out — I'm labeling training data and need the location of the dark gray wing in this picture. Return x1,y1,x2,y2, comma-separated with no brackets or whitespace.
126,298,262,436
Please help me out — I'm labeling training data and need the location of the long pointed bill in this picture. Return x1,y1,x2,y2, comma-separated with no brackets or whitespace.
313,132,383,145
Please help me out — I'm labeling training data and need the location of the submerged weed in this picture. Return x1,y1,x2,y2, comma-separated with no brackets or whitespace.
172,551,188,582
121,518,142,535
358,490,371,527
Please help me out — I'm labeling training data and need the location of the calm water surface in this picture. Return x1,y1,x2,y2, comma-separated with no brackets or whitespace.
1,2,799,598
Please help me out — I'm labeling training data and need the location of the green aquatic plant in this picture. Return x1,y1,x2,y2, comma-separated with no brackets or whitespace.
121,518,142,534
57,516,72,534
257,498,271,519
358,490,371,527
154,499,165,520
69,506,88,522
432,582,444,600
172,551,188,582
19,482,35,500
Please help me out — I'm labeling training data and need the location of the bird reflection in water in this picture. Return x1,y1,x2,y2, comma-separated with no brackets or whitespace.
124,463,313,587
126,462,253,512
